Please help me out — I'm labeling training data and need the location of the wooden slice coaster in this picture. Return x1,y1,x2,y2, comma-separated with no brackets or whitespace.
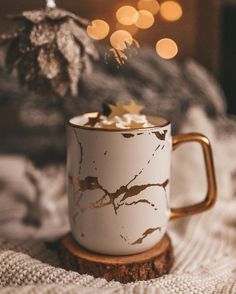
58,233,174,283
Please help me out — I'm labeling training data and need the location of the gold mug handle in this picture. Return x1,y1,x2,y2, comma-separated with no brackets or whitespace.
170,133,217,220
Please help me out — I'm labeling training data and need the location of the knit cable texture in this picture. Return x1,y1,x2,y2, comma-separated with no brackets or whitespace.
0,107,236,293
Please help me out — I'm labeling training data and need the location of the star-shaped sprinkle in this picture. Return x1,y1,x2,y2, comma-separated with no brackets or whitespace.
129,120,145,128
100,122,117,129
84,112,101,127
108,102,128,119
123,100,144,115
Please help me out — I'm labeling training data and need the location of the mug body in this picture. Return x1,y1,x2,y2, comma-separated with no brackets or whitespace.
67,114,172,255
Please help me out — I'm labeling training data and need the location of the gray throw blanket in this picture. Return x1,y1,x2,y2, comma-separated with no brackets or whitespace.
0,47,236,293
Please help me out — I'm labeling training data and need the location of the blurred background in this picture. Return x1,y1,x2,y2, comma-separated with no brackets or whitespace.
0,0,236,114
0,0,236,263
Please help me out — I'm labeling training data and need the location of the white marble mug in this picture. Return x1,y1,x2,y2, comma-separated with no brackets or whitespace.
67,113,217,255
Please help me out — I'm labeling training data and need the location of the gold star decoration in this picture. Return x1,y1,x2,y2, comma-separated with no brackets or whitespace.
129,120,145,128
84,112,101,127
123,100,144,114
108,102,128,118
108,100,144,118
100,122,118,129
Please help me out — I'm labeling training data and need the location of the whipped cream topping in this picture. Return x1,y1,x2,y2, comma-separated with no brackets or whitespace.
93,113,154,129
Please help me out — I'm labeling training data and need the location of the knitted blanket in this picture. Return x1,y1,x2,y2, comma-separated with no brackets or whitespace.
0,47,236,293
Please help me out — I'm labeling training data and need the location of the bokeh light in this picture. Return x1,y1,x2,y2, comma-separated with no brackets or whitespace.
155,38,178,59
87,19,110,40
116,6,139,26
137,0,160,16
116,22,139,36
110,30,133,50
160,1,183,22
135,10,155,29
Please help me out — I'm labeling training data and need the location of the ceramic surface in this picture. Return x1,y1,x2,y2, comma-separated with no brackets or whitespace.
67,115,172,255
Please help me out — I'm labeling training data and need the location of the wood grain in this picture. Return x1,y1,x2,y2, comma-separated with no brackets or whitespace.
58,233,174,283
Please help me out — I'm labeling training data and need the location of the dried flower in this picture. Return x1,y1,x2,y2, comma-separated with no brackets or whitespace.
0,7,99,97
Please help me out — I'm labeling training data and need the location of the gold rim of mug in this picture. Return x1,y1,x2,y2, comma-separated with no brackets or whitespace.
68,112,171,132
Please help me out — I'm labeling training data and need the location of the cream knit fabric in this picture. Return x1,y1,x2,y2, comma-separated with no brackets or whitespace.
0,107,236,293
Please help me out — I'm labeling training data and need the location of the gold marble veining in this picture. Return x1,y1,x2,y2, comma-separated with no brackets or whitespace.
120,234,128,242
69,176,101,191
124,198,156,208
69,174,168,214
152,130,167,140
69,142,169,214
122,133,135,138
120,179,169,202
73,130,83,175
131,227,161,245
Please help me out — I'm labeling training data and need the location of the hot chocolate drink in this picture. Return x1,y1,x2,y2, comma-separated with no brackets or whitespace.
79,101,155,129
67,100,217,255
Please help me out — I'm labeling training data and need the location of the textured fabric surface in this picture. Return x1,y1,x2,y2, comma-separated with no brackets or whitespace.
0,106,235,293
0,47,236,293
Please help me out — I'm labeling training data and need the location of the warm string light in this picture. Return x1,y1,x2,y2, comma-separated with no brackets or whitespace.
160,1,183,22
155,38,178,59
137,0,160,15
116,5,155,30
87,19,110,40
86,1,183,61
116,6,139,25
135,10,154,29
